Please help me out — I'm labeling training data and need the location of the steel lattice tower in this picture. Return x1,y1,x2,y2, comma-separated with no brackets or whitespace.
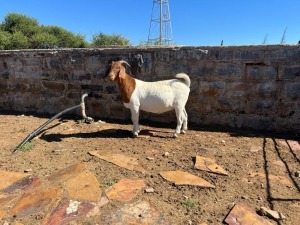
148,0,173,45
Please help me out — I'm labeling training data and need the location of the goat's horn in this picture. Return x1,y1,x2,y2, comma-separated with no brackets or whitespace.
117,60,131,67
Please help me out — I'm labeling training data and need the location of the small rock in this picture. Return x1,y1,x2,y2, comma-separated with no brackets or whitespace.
66,200,81,215
257,196,263,202
52,148,66,153
259,207,286,221
35,213,43,220
145,188,154,193
0,159,6,166
250,146,261,152
295,171,300,178
163,152,170,157
24,168,33,173
146,157,154,160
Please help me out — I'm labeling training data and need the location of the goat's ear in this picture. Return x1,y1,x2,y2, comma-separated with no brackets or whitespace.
119,66,126,79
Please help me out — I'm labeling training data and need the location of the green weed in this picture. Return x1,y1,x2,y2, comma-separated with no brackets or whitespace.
101,179,117,188
20,141,35,152
181,198,197,209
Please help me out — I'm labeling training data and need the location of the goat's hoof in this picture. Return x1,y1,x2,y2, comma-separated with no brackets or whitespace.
173,133,178,138
132,133,139,138
181,130,186,134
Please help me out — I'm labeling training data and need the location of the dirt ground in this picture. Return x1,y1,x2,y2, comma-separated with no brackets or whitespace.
0,113,299,225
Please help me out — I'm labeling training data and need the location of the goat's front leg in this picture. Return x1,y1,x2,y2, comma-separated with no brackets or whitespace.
130,105,140,137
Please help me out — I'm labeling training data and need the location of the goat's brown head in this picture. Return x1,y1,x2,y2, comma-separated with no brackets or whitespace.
108,60,130,81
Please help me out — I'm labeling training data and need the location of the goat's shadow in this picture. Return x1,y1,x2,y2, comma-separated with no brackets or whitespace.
40,128,171,142
40,129,130,142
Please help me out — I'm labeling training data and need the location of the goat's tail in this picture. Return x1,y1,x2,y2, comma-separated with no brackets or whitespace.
175,73,191,87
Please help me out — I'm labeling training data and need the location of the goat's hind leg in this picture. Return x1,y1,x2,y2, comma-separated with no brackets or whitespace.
173,107,184,138
181,108,188,134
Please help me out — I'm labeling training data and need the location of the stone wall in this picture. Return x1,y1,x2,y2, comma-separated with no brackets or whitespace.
0,45,299,133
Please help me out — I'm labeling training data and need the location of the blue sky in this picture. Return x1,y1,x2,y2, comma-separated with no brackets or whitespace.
0,0,299,46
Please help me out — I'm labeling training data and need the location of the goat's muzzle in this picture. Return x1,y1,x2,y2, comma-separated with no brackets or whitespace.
108,72,116,81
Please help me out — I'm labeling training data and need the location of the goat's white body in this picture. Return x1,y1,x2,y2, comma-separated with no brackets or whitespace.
125,79,189,113
124,73,190,137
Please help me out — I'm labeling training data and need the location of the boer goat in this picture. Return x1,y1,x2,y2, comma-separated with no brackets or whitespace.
108,60,190,138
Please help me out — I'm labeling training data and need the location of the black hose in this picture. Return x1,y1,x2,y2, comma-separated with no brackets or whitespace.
12,93,92,153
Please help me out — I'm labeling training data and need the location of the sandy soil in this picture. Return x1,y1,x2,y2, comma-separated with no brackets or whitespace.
0,113,299,225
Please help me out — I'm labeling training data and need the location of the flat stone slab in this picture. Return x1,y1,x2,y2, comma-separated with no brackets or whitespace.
0,170,33,192
102,200,171,225
47,163,86,182
105,178,146,202
160,170,215,188
65,170,102,202
194,155,229,175
86,197,109,217
0,210,5,220
10,186,63,218
44,198,94,225
0,194,17,208
224,203,273,225
259,206,286,221
89,150,146,173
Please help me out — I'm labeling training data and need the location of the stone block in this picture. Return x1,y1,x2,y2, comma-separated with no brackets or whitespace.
80,84,103,92
7,81,29,92
199,81,225,97
246,65,277,80
215,98,233,112
267,48,300,62
109,103,127,119
226,82,253,99
49,59,62,69
24,56,41,67
42,80,66,92
254,101,274,111
0,71,9,79
215,63,244,80
284,83,300,99
257,81,278,98
1,61,8,70
53,73,70,81
213,49,235,61
86,55,101,72
105,85,118,94
279,66,300,80
89,100,108,117
234,50,263,61
60,55,84,71
190,62,215,78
